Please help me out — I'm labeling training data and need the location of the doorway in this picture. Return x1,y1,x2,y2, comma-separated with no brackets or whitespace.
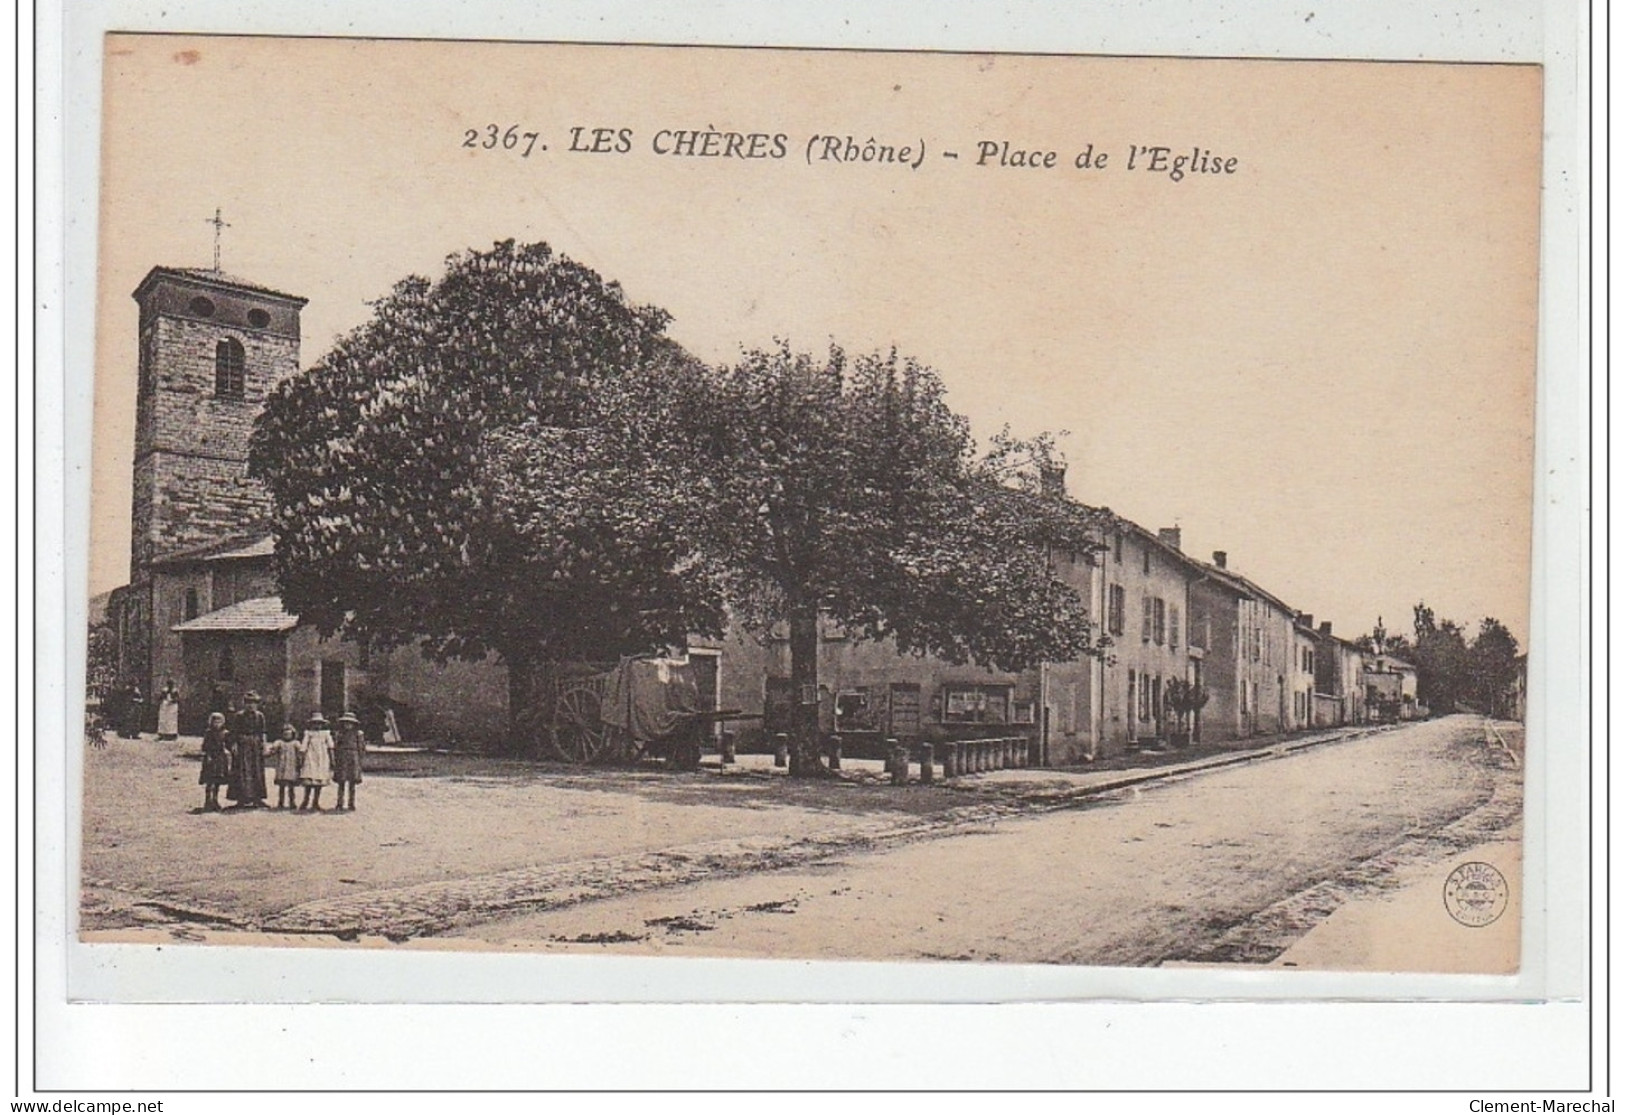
321,660,346,717
1126,670,1137,744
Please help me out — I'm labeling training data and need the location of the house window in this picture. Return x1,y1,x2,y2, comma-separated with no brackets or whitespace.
941,684,1014,724
1113,533,1122,563
1011,699,1036,725
889,683,922,736
1240,679,1249,714
183,587,200,621
1142,548,1151,575
1153,598,1166,646
215,337,246,398
1169,605,1181,650
1108,584,1126,635
983,689,1008,724
835,689,879,731
1142,595,1153,643
217,644,235,681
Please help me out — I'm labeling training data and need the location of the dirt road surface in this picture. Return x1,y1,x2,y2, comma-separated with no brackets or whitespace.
81,716,1520,968
450,717,1521,967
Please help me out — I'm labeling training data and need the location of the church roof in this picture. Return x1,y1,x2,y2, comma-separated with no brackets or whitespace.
172,595,299,633
133,266,308,306
151,534,276,567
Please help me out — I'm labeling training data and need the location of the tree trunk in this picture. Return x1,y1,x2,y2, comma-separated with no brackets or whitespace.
505,646,539,757
786,604,827,777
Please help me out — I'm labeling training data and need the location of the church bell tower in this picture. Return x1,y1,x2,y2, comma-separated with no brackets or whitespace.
129,267,307,578
115,265,307,702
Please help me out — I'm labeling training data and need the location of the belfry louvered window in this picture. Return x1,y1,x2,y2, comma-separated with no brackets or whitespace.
215,337,246,398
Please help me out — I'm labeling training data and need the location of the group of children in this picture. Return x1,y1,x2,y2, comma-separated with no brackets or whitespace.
199,703,364,813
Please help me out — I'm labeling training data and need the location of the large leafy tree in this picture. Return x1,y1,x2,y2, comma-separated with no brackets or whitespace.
1467,617,1522,717
249,240,720,740
1409,603,1472,713
688,344,1112,775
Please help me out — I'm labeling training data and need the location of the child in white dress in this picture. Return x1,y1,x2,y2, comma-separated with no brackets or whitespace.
269,723,303,810
298,712,334,812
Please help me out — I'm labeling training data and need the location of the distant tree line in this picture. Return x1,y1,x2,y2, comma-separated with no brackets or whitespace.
1356,604,1523,719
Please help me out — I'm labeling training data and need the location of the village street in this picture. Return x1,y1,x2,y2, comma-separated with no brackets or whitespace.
80,715,1521,968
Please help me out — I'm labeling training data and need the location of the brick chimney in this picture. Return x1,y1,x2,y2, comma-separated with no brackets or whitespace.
1298,613,1314,629
1212,550,1227,569
1157,527,1182,552
1038,462,1067,499
1319,620,1333,636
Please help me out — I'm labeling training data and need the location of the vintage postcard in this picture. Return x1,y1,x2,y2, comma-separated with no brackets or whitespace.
80,34,1541,981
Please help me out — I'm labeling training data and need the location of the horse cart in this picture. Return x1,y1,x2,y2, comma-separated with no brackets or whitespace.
518,657,747,770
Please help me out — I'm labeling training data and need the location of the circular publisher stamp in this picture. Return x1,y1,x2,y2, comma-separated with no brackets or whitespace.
1443,861,1509,927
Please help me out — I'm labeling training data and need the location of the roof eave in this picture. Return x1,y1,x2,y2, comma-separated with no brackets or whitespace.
133,266,309,308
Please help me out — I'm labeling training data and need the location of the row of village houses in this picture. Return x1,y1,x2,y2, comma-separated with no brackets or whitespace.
120,474,1421,764
703,479,1422,764
109,264,1419,761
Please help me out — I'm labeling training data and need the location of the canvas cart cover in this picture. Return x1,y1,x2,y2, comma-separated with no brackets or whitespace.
599,657,702,740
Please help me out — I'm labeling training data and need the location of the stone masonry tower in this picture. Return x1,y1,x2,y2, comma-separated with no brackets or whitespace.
115,268,306,701
129,267,306,576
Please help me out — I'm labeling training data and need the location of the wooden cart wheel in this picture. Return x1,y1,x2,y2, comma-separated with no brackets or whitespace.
551,685,607,763
601,723,639,766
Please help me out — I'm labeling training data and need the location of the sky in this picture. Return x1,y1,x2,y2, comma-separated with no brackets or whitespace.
89,36,1542,646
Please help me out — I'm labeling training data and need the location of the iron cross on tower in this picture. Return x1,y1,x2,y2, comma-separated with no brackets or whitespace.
205,207,231,272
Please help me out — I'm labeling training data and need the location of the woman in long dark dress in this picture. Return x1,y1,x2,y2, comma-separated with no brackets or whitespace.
121,685,146,739
226,691,269,807
198,712,232,811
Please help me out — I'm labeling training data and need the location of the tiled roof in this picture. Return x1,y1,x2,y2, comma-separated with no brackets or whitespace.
172,596,298,633
1112,516,1207,575
1198,563,1298,616
201,536,276,562
152,534,275,567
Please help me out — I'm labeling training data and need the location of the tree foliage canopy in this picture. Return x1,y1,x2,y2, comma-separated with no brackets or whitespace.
249,240,716,665
688,343,1111,674
252,244,1120,761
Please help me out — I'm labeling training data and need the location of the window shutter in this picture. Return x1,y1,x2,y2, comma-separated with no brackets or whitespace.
1142,595,1152,642
1170,605,1180,649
